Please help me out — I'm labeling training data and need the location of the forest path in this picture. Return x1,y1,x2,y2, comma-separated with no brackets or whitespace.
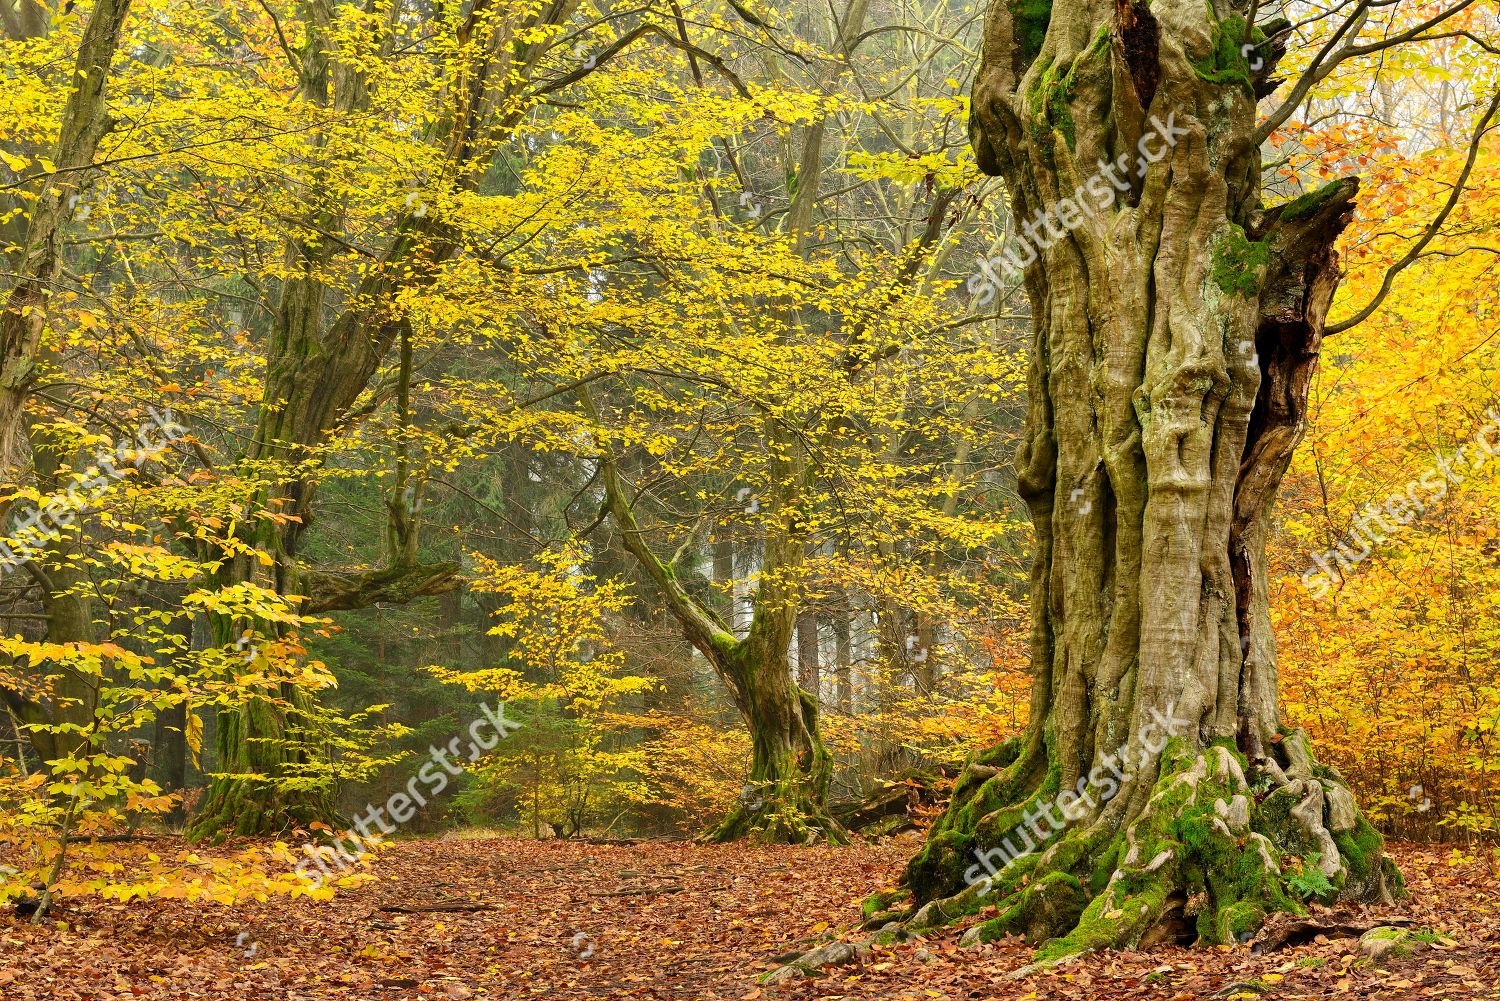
0,836,1496,999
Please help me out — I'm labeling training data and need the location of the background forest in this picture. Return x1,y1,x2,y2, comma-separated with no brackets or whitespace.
0,0,1497,940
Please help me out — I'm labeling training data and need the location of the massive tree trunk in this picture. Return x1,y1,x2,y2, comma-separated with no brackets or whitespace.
784,0,1401,973
187,226,463,839
188,3,432,841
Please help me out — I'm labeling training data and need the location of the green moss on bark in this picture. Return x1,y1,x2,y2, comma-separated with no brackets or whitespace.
969,872,1089,944
1024,30,1109,153
1191,14,1256,90
1211,226,1271,298
1276,181,1345,222
1010,0,1052,66
906,829,978,902
1214,901,1267,944
1035,877,1171,961
861,887,913,928
977,736,1024,770
1334,814,1397,900
889,740,1391,976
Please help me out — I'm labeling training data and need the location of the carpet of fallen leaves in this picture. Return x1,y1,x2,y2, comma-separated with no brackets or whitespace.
1,834,1497,999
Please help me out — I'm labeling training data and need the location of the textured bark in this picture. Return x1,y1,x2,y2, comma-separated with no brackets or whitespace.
832,602,853,713
796,609,820,694
703,625,841,845
773,0,1398,977
0,0,131,473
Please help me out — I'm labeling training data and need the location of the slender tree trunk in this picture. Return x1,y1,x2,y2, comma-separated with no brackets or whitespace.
832,603,852,714
151,703,187,800
910,612,937,695
872,599,916,772
6,415,100,766
885,0,1397,963
713,532,735,622
0,0,131,471
796,609,819,694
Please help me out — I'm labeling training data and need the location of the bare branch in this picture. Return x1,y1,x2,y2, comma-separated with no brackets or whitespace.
1326,88,1500,336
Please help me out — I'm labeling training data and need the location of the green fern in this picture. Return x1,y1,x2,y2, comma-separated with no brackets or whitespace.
1285,853,1336,900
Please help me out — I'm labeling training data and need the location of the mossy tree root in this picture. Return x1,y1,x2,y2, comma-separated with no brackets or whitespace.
766,734,1400,982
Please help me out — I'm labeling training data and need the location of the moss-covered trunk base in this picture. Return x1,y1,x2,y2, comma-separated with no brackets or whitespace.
186,771,336,843
705,659,846,846
704,692,846,845
185,690,339,843
767,733,1399,982
705,777,847,845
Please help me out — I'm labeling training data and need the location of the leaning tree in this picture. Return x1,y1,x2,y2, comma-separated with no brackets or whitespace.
773,0,1497,976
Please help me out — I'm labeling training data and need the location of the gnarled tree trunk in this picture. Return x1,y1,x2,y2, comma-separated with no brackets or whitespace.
781,0,1400,974
582,388,842,844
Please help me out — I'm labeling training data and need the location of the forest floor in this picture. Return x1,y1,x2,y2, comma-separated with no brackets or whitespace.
1,834,1497,1000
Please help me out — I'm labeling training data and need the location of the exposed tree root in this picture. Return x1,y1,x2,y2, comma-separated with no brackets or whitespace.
766,732,1400,983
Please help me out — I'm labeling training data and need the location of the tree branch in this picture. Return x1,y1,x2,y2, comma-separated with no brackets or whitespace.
575,384,736,660
299,561,464,613
1254,0,1479,146
1326,88,1500,335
